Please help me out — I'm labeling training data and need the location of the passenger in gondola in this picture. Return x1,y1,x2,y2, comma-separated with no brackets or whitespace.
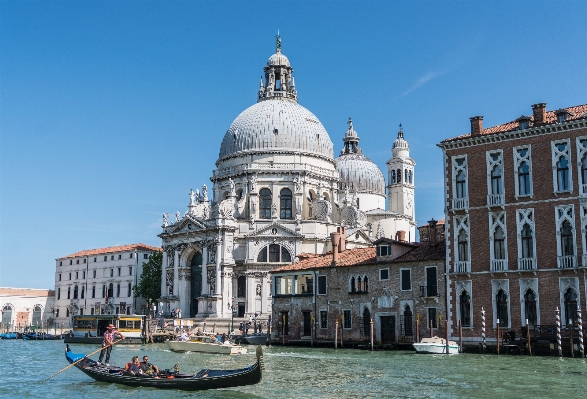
128,356,143,376
140,356,160,378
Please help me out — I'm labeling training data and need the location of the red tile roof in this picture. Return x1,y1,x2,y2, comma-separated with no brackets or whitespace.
0,288,55,297
58,244,162,259
442,104,587,143
271,241,445,273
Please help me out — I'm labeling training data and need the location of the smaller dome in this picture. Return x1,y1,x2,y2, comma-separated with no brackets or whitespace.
267,52,290,67
392,125,410,157
336,154,386,195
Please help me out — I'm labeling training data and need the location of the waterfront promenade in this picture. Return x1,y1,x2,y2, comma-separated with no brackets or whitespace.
1,339,585,398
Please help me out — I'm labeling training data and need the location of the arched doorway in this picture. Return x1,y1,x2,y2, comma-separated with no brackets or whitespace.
2,305,13,330
362,307,371,338
190,252,203,317
32,305,42,328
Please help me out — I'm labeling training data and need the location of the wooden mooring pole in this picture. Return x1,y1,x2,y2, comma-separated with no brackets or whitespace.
335,319,338,349
556,307,562,357
459,319,462,353
569,321,574,358
526,320,531,355
430,320,433,338
445,320,449,355
481,307,486,354
496,319,500,355
370,318,374,351
578,307,584,358
416,319,420,343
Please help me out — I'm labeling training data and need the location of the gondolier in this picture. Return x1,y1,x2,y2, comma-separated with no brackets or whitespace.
98,324,124,366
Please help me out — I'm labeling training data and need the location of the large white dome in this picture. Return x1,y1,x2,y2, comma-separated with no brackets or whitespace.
218,99,334,162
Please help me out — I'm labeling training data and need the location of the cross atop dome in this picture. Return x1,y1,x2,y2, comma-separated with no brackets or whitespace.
276,32,282,53
258,35,297,103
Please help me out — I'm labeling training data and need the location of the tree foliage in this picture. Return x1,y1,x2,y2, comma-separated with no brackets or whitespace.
133,251,162,302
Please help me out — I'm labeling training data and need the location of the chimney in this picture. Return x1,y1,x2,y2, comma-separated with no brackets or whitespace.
337,226,346,252
330,231,340,266
470,116,483,136
396,230,406,242
428,218,438,243
532,103,546,125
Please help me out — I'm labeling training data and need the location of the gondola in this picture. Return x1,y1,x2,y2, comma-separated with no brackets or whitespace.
64,344,263,391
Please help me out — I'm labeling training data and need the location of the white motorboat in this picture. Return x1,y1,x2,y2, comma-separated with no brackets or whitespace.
412,336,459,354
167,335,247,355
241,333,268,345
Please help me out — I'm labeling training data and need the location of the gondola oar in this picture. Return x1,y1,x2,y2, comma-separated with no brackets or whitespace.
42,338,125,383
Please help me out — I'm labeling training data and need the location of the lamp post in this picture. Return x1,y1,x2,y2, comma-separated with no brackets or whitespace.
50,306,56,334
230,298,236,334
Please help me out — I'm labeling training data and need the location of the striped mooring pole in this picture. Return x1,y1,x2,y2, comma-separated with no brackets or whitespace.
578,306,584,358
481,307,486,353
556,307,562,356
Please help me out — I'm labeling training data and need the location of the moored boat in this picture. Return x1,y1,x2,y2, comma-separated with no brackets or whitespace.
64,345,262,391
0,332,19,339
241,333,268,345
412,336,459,354
167,335,247,355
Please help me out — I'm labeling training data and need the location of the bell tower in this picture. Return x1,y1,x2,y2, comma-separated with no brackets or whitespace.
387,125,415,221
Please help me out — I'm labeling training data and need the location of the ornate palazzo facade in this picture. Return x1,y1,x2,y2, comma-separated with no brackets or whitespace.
158,37,416,320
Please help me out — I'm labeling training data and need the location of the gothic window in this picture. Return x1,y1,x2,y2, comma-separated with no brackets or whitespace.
350,276,356,293
494,226,505,259
458,229,469,262
491,165,502,194
456,171,466,198
496,289,508,327
357,276,362,291
237,276,246,297
404,305,413,336
514,147,532,197
363,276,369,292
280,188,292,219
396,169,401,183
556,205,576,268
561,221,574,257
564,288,578,324
576,137,587,196
521,224,534,258
460,291,471,327
552,140,572,193
363,307,371,336
257,244,292,263
524,289,537,326
259,188,272,219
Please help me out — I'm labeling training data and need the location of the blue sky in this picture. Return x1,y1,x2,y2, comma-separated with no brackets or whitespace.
1,1,586,289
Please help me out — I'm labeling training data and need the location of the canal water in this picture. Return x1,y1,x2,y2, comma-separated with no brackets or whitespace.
1,340,585,398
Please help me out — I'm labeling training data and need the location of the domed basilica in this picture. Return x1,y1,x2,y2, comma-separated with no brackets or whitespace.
158,37,416,319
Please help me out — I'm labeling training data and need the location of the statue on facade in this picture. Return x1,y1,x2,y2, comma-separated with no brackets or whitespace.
229,178,236,197
376,222,385,239
271,203,278,218
162,213,169,227
175,211,181,223
293,174,302,193
189,189,196,205
202,184,209,202
249,174,258,192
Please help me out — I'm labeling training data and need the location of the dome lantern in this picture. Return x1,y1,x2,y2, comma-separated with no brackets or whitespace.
258,34,297,103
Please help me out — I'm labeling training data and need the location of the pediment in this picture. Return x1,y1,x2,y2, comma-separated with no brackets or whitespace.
168,215,207,234
245,222,303,239
345,227,373,245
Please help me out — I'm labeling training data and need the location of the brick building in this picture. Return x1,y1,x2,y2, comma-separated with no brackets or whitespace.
270,222,445,344
438,102,587,344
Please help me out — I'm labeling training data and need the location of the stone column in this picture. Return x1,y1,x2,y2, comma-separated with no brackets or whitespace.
260,273,267,315
247,273,255,316
173,249,179,298
201,245,208,295
161,250,167,298
215,238,222,296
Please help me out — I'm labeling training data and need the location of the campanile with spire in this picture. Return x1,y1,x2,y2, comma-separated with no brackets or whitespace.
387,125,416,222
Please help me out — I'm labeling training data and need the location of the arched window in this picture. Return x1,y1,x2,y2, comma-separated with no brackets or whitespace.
32,305,42,327
363,276,369,292
560,220,574,256
403,305,413,336
2,305,13,325
518,161,530,195
524,289,537,326
460,291,471,327
496,289,508,326
458,229,469,261
259,188,272,219
581,154,587,187
280,188,293,219
408,170,413,184
493,226,505,260
564,288,578,324
350,277,356,293
108,283,114,298
557,156,570,191
521,224,534,258
391,170,395,184
363,307,371,337
396,169,401,183
357,276,362,292
456,171,467,198
257,244,291,263
237,276,246,297
491,165,502,195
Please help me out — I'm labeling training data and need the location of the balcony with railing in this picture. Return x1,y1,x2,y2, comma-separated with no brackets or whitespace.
454,261,470,273
487,194,504,207
557,255,577,268
452,197,469,210
490,259,508,272
420,285,439,297
517,257,536,270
